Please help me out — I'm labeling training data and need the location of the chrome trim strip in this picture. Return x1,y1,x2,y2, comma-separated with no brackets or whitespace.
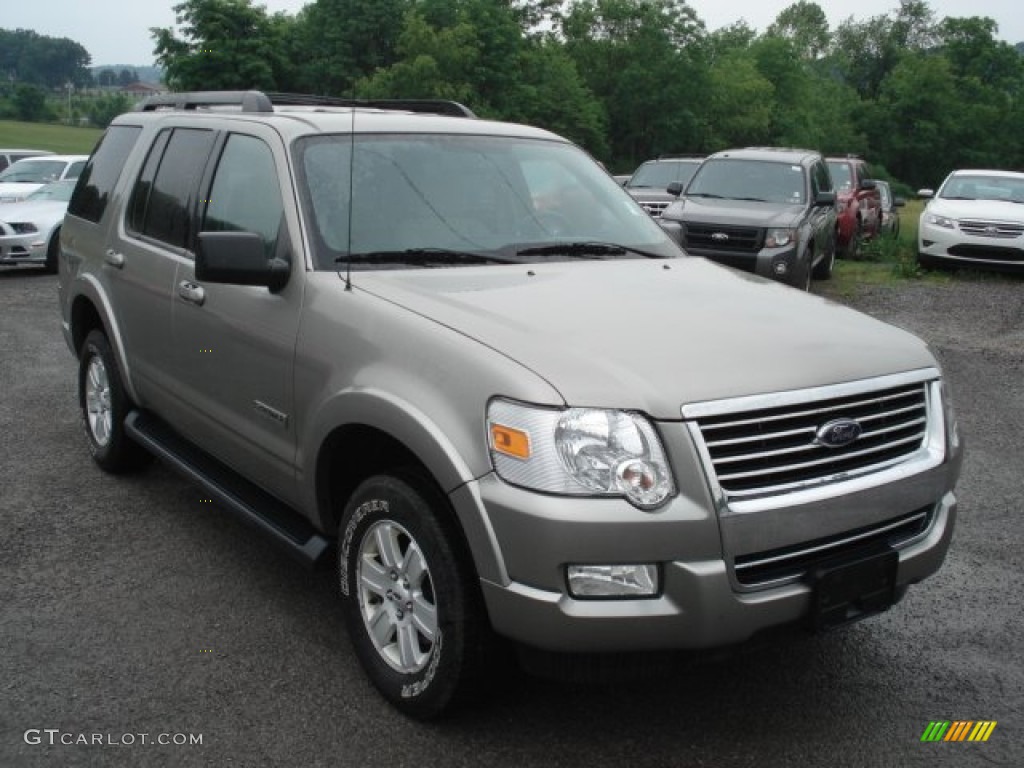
681,368,939,420
735,511,929,573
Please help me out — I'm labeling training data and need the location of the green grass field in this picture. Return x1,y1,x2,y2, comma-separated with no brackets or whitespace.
0,120,103,155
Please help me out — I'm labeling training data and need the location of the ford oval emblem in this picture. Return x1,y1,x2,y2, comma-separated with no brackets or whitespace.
711,232,730,242
815,418,862,448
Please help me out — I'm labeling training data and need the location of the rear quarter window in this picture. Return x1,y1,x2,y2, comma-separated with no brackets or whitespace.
68,125,143,223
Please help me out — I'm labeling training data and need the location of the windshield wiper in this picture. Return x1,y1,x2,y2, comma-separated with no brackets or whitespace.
686,192,724,199
338,248,515,267
516,241,666,259
732,196,771,202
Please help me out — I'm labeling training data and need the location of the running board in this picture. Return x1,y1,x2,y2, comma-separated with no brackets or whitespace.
125,410,329,567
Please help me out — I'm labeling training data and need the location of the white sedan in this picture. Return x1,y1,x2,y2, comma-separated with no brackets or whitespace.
917,169,1024,273
0,179,76,273
0,154,88,202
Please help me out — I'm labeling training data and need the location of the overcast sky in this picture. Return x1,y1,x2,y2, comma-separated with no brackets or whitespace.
5,0,1022,67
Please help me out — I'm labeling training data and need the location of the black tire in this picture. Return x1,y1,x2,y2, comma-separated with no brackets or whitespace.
78,330,151,473
811,236,836,281
43,228,60,274
846,220,864,259
338,472,493,719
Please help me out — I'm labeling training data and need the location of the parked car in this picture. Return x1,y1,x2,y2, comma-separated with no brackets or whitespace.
0,154,88,202
917,169,1024,273
59,91,961,718
0,179,76,272
876,180,905,238
826,155,882,257
659,147,838,289
0,148,54,173
623,155,703,216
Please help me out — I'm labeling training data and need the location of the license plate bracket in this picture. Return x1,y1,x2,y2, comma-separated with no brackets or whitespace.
808,545,898,631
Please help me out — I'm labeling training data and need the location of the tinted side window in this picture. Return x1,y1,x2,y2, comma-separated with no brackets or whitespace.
202,134,283,259
813,162,833,195
0,157,8,172
131,128,216,249
67,125,142,223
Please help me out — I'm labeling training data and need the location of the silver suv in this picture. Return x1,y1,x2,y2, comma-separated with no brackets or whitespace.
58,91,962,718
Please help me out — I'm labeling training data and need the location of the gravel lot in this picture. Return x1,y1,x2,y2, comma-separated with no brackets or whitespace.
1,266,1022,768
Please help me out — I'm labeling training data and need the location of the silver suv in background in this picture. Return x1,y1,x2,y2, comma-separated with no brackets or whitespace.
624,155,703,216
58,92,962,718
659,147,838,289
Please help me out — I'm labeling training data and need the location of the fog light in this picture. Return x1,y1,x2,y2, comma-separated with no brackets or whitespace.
567,564,659,598
772,261,789,276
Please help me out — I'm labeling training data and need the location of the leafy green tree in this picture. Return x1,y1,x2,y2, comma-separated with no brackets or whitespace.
13,84,48,121
293,0,409,96
561,0,711,169
86,93,134,127
0,29,92,88
705,49,774,148
872,53,958,187
766,1,830,61
152,0,297,91
95,68,117,87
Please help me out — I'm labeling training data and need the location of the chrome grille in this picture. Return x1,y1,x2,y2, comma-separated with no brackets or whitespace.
690,381,930,499
733,507,933,586
958,220,1024,239
684,223,762,252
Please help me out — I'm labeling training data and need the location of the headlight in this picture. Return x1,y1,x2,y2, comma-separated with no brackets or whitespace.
940,379,960,455
765,228,796,248
487,399,675,509
10,222,38,234
925,213,956,229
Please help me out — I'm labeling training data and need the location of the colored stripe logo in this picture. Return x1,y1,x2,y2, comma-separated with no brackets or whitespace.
921,721,997,742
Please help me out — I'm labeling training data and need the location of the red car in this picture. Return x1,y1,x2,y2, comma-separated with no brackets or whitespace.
826,156,882,257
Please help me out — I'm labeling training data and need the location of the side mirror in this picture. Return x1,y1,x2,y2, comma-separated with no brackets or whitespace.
917,188,934,199
814,190,836,206
859,179,877,191
893,197,906,208
666,181,684,197
196,231,290,292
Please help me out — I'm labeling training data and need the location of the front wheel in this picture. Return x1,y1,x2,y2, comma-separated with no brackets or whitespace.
338,473,494,719
78,330,150,473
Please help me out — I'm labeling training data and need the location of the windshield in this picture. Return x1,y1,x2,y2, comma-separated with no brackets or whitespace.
26,179,76,202
939,174,1024,202
826,161,853,192
626,160,699,190
688,159,807,205
0,159,66,184
294,133,679,269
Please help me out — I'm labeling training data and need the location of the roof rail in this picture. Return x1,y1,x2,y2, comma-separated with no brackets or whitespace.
657,153,704,160
136,90,476,118
137,91,274,112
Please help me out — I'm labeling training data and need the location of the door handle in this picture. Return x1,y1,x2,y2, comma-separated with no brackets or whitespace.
104,249,125,269
178,280,206,306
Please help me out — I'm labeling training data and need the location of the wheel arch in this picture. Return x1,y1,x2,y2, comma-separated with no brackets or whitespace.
308,390,504,585
67,275,141,404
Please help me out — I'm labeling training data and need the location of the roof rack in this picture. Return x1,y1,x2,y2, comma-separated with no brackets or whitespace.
657,153,704,160
136,90,476,118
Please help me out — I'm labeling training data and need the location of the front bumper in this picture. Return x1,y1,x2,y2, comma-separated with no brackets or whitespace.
0,231,46,264
918,220,1024,272
685,243,802,285
460,423,959,653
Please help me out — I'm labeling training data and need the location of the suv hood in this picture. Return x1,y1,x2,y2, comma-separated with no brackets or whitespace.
357,259,935,419
676,197,804,228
